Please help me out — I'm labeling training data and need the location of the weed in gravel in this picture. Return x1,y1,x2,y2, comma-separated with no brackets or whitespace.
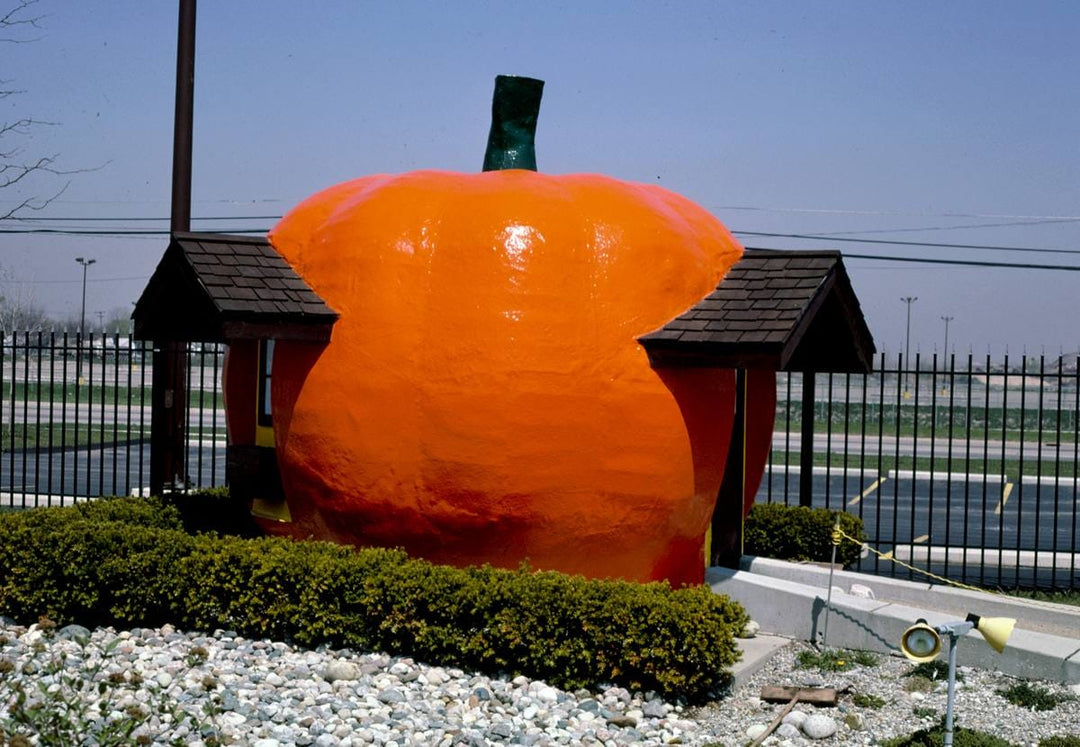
853,692,887,709
904,675,935,694
795,647,879,672
996,682,1075,712
905,659,961,683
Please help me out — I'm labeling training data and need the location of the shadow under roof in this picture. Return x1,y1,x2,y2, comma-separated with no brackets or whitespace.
638,249,875,373
133,232,338,343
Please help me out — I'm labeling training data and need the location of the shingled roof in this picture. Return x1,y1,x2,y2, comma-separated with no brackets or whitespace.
638,249,875,372
133,232,338,343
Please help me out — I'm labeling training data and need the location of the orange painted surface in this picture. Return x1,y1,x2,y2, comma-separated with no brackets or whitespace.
235,169,774,585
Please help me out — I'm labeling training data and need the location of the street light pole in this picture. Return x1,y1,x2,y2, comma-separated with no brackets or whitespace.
901,296,917,394
75,257,97,339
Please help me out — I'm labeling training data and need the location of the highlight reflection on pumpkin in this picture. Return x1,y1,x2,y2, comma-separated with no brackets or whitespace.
224,77,775,586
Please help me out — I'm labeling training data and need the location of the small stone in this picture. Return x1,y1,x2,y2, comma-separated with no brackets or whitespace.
740,619,761,638
802,713,838,739
745,723,768,739
777,722,801,739
156,672,173,688
58,624,91,644
323,661,360,682
536,686,559,703
606,715,637,728
488,722,513,739
782,710,807,728
844,712,865,731
642,700,667,719
378,688,406,704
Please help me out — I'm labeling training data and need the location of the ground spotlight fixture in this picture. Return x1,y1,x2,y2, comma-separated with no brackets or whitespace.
899,613,1016,747
899,618,941,663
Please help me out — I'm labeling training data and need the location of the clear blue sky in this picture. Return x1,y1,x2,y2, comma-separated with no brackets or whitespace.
2,0,1077,356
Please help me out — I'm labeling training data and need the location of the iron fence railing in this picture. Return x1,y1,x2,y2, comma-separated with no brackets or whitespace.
0,332,226,507
2,332,1077,590
761,352,1079,591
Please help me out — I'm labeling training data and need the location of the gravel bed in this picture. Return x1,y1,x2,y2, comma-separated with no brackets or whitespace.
2,620,1079,746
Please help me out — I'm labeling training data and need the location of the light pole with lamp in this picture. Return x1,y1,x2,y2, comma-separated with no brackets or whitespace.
901,296,917,396
75,257,96,382
76,257,96,338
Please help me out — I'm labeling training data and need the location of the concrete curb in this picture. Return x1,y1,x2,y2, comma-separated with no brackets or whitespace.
739,555,1080,639
707,561,1080,685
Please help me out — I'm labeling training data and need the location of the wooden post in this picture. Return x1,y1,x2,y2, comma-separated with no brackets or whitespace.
800,370,815,507
711,368,747,567
151,0,196,496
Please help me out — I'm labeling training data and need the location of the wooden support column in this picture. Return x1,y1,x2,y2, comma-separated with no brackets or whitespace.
711,368,747,568
800,370,816,507
151,0,196,496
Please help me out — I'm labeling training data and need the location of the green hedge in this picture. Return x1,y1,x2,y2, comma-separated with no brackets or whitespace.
0,497,747,702
744,503,866,567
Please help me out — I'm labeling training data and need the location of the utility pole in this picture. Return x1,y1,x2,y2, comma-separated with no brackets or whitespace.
901,296,917,396
150,0,196,496
941,315,954,356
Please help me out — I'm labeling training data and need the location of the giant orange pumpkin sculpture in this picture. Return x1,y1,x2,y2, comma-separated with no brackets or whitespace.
226,77,775,586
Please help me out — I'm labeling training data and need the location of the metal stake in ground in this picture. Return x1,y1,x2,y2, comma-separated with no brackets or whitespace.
821,518,842,649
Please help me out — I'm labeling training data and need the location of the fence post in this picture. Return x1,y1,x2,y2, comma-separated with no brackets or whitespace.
800,370,815,507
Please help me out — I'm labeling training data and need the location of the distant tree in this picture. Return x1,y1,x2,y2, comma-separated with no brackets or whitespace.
104,306,133,335
0,265,48,334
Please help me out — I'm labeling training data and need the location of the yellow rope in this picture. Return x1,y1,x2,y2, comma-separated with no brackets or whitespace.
832,527,1075,612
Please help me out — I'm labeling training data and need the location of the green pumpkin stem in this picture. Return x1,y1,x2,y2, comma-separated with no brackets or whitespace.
482,75,544,172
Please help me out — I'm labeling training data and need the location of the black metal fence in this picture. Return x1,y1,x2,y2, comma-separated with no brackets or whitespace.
2,332,1077,590
0,331,226,507
761,352,1079,591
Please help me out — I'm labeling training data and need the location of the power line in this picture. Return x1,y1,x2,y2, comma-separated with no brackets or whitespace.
732,230,1080,256
745,247,1080,272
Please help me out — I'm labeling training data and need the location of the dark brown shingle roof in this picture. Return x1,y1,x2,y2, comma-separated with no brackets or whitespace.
638,249,875,372
133,232,337,343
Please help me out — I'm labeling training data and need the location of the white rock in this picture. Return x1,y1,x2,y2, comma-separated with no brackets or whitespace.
745,723,768,739
802,713,838,739
849,583,875,599
782,709,807,727
777,722,801,739
741,619,761,638
536,686,560,703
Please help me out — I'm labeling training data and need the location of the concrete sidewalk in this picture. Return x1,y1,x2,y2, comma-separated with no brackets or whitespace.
713,556,1080,689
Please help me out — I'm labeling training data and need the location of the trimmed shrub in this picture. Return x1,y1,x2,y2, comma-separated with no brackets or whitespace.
744,503,866,567
163,486,263,537
0,499,748,702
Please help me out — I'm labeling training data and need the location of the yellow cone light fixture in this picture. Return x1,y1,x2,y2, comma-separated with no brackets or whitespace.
968,613,1015,654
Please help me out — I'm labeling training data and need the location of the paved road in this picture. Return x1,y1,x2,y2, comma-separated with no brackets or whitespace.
755,467,1080,589
771,431,1078,463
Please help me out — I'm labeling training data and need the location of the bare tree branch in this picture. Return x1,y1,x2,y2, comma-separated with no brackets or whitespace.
0,0,44,43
